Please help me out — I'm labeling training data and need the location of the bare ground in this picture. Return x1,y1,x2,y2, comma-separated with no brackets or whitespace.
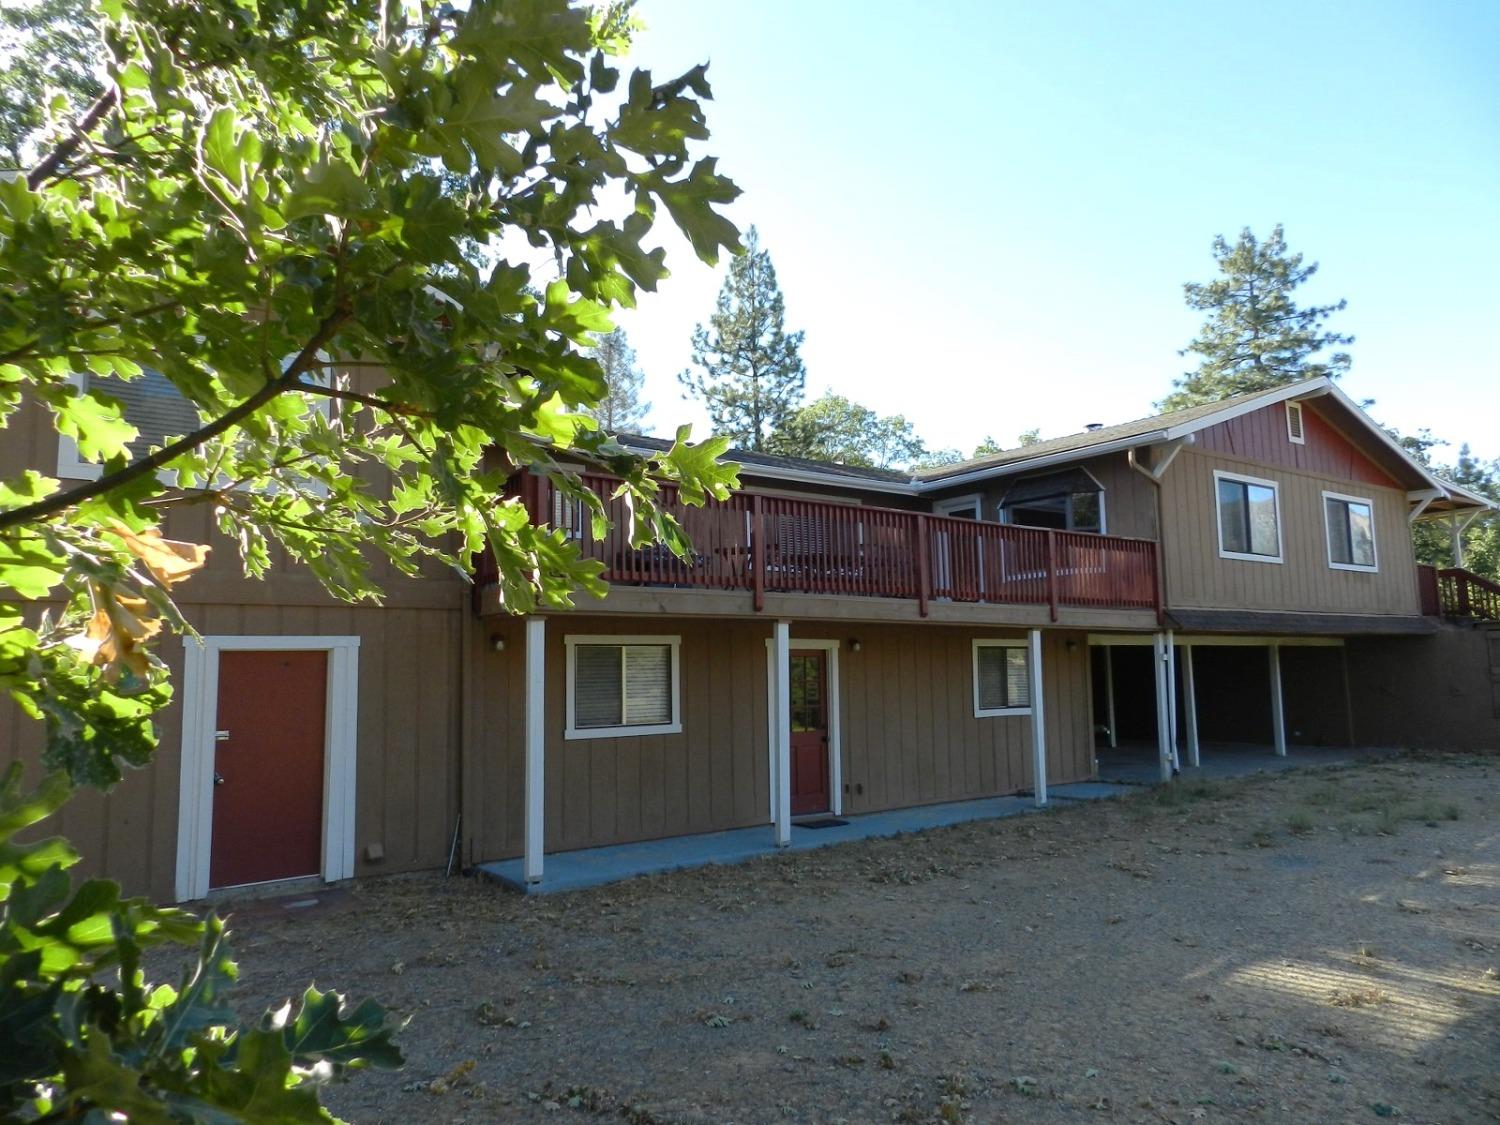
218,753,1500,1123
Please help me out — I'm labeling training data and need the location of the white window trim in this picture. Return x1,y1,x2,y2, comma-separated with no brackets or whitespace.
1322,489,1380,573
933,493,983,519
1286,400,1306,445
564,634,683,740
763,638,843,819
972,638,1034,718
996,466,1108,534
1213,469,1285,565
175,635,360,902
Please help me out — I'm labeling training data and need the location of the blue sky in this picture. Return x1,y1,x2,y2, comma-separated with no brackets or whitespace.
608,0,1500,462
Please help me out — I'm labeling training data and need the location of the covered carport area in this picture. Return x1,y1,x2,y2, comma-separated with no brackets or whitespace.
1089,631,1356,783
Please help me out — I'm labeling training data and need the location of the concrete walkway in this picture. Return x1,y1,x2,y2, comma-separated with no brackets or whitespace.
479,781,1130,895
1097,742,1394,785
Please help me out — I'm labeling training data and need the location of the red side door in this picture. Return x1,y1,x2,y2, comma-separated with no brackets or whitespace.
210,650,328,889
789,650,830,815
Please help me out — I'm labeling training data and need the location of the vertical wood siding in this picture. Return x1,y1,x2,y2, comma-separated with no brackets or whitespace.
464,618,1096,862
1160,448,1419,615
1193,401,1402,488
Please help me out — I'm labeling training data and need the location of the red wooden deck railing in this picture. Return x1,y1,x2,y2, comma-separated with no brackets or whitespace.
1437,567,1500,621
1417,564,1441,617
490,473,1162,618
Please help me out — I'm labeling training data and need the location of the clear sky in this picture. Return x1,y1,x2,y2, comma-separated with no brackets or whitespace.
607,0,1500,463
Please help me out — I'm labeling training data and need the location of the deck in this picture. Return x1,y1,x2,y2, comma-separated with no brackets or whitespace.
485,472,1162,619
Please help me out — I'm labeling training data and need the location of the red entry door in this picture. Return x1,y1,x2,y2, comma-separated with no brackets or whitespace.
789,650,831,815
210,650,328,889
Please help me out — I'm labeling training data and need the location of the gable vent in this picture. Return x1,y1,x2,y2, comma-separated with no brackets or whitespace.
1286,401,1306,445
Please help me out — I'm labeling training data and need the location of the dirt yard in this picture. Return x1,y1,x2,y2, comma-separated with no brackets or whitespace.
220,754,1500,1123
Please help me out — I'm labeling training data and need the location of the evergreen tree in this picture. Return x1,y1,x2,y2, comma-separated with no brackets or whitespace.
588,327,650,433
679,226,805,450
1161,225,1353,411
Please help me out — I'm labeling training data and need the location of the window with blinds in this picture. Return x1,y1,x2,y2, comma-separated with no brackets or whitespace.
566,637,680,737
973,641,1031,716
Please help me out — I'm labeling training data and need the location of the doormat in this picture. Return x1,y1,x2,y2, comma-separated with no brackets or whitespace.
795,817,850,830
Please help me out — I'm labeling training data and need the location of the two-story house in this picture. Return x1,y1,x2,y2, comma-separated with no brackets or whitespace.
3,375,1495,898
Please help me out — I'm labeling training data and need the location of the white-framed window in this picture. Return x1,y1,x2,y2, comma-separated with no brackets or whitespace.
564,635,682,739
1286,401,1306,445
933,493,982,520
1323,490,1378,572
998,468,1106,534
1213,470,1283,564
972,639,1032,717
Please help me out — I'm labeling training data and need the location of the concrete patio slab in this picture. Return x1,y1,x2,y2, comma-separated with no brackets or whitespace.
478,780,1131,895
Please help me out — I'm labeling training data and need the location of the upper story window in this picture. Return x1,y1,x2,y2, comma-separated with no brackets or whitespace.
1214,470,1283,563
972,639,1032,717
57,369,201,480
998,468,1104,533
565,635,682,740
1323,491,1378,571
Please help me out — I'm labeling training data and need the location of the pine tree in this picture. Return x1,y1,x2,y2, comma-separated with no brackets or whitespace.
587,327,650,434
769,393,928,469
679,226,805,450
1161,225,1352,411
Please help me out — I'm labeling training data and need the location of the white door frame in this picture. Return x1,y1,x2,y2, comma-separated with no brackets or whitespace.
764,638,843,818
175,635,360,902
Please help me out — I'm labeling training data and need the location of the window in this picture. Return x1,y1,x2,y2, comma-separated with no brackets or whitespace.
998,468,1105,533
565,635,681,739
1323,491,1377,571
1214,471,1282,563
933,493,982,520
972,639,1032,717
1286,401,1306,444
57,369,201,480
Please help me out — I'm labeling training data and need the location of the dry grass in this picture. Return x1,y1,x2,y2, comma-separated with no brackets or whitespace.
201,751,1500,1124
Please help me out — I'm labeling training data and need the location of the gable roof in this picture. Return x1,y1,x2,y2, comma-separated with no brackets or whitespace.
617,378,1495,515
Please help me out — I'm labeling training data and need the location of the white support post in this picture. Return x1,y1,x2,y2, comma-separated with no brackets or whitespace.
1152,632,1173,782
1451,513,1465,569
1269,643,1288,757
1182,642,1201,768
523,616,546,884
1103,644,1118,749
772,620,792,846
1029,629,1047,807
1166,631,1180,771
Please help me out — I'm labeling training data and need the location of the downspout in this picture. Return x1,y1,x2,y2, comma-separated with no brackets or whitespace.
1128,446,1171,625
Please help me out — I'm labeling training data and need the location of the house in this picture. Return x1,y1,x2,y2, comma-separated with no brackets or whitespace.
3,374,1496,900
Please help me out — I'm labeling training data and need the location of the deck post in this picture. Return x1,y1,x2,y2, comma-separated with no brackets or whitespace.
523,615,546,884
1450,513,1465,569
751,494,765,612
915,514,931,618
1103,644,1118,749
1166,630,1180,771
1182,641,1200,768
1152,632,1173,782
772,619,792,846
1045,530,1059,622
1268,643,1287,757
1029,629,1047,807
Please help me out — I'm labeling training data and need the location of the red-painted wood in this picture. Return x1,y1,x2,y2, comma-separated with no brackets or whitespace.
1193,401,1402,488
210,650,327,888
789,650,830,815
519,475,1160,613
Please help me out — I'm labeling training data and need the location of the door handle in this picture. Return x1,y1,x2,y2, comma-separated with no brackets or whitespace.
214,771,225,786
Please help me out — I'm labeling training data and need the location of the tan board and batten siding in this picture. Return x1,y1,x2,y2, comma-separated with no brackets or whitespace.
463,616,1093,864
1,394,467,901
1159,401,1421,616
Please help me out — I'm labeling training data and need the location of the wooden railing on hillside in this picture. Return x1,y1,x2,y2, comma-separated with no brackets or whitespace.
486,472,1162,619
1437,567,1500,621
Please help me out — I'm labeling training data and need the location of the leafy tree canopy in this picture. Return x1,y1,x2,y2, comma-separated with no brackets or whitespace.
679,225,805,450
0,0,742,1116
1161,224,1352,411
768,393,928,470
0,0,103,168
